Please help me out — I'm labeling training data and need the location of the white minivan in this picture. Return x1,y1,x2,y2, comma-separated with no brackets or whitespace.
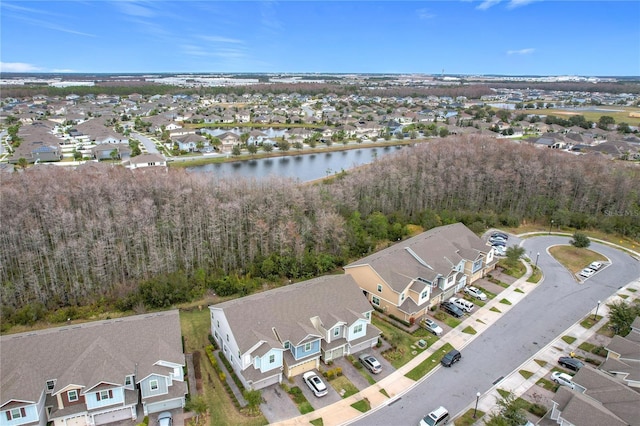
420,406,449,426
449,297,474,313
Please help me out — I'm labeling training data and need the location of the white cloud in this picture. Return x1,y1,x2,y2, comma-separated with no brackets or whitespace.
200,36,244,44
507,48,535,55
417,8,435,19
112,0,155,18
507,0,540,8
0,62,42,72
476,0,501,10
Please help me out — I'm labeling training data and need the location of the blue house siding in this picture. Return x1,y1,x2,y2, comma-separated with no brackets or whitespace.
259,349,283,373
84,387,125,410
292,339,320,360
0,404,39,426
139,375,168,399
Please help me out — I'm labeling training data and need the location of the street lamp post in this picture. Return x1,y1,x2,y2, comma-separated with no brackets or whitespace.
474,392,481,418
594,300,601,320
549,219,554,235
535,252,540,270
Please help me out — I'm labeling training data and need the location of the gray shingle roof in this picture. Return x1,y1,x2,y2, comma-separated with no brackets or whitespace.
0,310,184,407
212,275,373,354
346,223,489,293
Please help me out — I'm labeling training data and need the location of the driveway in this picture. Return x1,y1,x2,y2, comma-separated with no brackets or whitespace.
260,384,300,424
350,236,640,425
292,370,342,409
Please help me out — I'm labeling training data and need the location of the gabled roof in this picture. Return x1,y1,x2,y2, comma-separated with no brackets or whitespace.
606,334,640,360
346,223,489,293
0,311,184,408
553,386,627,426
211,275,374,354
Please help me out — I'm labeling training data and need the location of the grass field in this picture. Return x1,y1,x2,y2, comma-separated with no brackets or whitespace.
548,246,608,274
543,107,640,125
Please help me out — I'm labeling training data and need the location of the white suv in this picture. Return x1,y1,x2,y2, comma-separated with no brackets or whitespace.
420,406,449,426
449,296,474,313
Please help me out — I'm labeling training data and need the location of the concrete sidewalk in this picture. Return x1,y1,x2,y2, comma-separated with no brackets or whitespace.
273,262,543,426
459,277,640,424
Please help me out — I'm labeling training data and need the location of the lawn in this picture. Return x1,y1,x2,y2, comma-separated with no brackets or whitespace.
497,260,526,279
543,107,640,125
405,343,454,380
527,266,543,283
373,316,436,368
180,309,267,426
328,376,359,398
580,315,602,329
454,408,485,426
561,335,577,344
351,398,371,413
548,246,608,274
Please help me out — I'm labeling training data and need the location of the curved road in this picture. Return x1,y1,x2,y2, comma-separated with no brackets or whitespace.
351,236,640,425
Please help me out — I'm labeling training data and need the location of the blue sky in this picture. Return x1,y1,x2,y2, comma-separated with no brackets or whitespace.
1,1,638,76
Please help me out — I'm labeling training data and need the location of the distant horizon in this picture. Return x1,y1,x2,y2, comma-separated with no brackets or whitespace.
2,71,639,79
2,1,638,76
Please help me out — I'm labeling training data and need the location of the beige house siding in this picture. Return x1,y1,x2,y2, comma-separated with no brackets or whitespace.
344,265,404,314
285,358,317,378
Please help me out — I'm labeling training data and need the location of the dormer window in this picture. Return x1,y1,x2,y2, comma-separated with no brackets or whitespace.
377,284,383,292
125,376,133,386
67,390,78,402
97,390,113,401
46,379,56,392
284,341,290,349
333,327,340,337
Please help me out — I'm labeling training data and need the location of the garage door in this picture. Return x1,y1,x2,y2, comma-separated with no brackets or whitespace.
63,415,88,426
145,398,184,415
350,339,376,355
93,407,133,425
251,372,282,390
285,358,318,378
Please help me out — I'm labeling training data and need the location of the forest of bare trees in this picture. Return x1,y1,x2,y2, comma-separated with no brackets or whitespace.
1,136,638,325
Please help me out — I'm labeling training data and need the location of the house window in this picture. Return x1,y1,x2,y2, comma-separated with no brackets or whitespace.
216,320,220,328
125,376,132,386
8,408,26,420
98,390,113,401
226,334,229,342
364,312,370,319
333,327,340,337
46,380,55,391
214,330,219,340
354,324,363,333
150,380,159,391
284,341,290,349
304,342,312,352
400,293,405,302
269,354,275,364
421,289,429,299
68,390,78,402
377,284,383,292
372,296,380,306
472,259,483,273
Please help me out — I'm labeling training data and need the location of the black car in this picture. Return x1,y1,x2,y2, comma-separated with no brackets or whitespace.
440,301,464,318
441,349,461,367
491,232,509,240
558,356,584,372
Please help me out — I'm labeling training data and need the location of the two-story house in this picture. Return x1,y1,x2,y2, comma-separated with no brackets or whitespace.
599,316,640,389
0,311,187,426
344,223,496,324
209,275,380,391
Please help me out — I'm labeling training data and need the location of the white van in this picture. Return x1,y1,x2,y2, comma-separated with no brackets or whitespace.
420,406,449,426
449,297,474,313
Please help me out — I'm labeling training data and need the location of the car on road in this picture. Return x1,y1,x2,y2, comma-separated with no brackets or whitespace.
558,356,584,372
449,296,474,313
579,268,595,278
464,286,488,301
441,349,462,367
157,412,172,426
440,301,464,318
551,371,575,389
303,371,328,397
359,354,382,374
588,261,603,271
421,318,443,336
419,406,450,426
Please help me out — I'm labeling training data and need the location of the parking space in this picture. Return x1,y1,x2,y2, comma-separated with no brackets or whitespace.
293,370,342,409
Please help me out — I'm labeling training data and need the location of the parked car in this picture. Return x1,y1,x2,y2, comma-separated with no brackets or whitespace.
588,261,603,271
491,240,507,247
449,296,474,313
464,286,487,301
303,371,328,397
551,371,575,389
441,349,462,367
440,301,464,318
359,353,382,374
489,236,507,244
157,412,173,426
491,232,509,240
579,268,595,278
421,318,443,336
558,356,584,372
419,406,450,426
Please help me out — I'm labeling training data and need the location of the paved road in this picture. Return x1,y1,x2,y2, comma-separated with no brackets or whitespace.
131,131,160,154
351,236,640,426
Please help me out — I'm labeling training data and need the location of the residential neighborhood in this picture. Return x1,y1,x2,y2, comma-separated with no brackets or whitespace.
0,311,187,426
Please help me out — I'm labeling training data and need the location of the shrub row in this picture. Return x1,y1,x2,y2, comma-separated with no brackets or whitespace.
204,345,242,409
